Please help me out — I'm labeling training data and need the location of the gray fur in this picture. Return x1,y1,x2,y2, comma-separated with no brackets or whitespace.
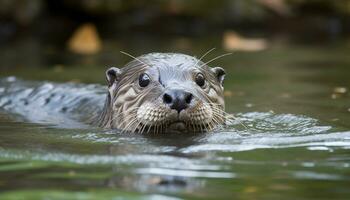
97,53,227,133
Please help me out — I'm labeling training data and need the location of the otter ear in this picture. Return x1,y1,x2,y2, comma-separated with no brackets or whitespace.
106,67,121,87
211,67,226,86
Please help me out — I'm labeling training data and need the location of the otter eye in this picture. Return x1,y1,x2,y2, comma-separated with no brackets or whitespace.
195,73,205,87
139,73,150,87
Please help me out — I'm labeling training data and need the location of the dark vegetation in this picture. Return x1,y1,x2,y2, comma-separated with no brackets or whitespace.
1,0,350,44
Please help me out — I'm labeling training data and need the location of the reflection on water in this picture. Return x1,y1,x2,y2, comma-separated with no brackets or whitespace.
0,44,350,199
0,77,104,128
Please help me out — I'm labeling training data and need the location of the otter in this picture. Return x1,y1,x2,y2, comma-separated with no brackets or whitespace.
97,53,228,133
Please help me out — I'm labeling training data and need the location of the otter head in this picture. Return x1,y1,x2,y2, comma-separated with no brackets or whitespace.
100,53,226,133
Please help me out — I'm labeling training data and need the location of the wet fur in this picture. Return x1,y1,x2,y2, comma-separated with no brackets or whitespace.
97,53,229,133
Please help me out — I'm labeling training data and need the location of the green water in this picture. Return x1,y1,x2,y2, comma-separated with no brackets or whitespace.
0,37,350,199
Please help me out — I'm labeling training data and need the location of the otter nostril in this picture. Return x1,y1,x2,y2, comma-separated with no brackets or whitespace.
185,93,193,104
163,93,173,104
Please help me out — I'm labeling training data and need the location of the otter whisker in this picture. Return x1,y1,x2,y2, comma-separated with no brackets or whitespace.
189,117,196,133
199,52,233,68
112,110,140,131
154,124,158,134
206,121,214,131
135,122,143,134
120,51,150,68
198,124,203,133
205,124,211,132
133,121,143,133
230,115,248,130
202,122,208,132
157,123,161,134
113,106,141,119
140,121,150,134
111,110,137,122
210,108,224,113
207,102,223,109
146,123,153,134
162,123,165,134
111,106,140,122
120,114,138,132
207,103,222,108
208,106,223,112
121,117,139,133
198,121,204,133
158,122,163,134
161,122,165,134
196,124,200,133
210,120,218,130
202,123,207,133
195,47,216,67
211,109,228,121
144,123,151,134
210,115,220,126
199,123,204,133
208,105,227,116
185,121,191,133
210,108,248,130
157,124,161,134
185,120,192,133
200,48,216,60
136,124,142,134
210,109,225,123
137,123,144,134
210,107,225,115
219,112,246,128
213,114,225,127
193,123,197,133
210,115,221,127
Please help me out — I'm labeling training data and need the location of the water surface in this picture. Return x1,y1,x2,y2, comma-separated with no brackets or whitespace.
0,40,350,199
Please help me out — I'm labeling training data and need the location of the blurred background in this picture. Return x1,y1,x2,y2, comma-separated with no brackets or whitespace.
0,0,350,82
0,0,349,118
1,2,350,199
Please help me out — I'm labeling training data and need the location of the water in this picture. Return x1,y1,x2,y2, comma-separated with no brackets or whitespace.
0,38,350,199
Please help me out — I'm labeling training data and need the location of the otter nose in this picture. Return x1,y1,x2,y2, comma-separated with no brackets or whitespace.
163,90,193,113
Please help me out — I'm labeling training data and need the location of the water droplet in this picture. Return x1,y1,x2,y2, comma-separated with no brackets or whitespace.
245,103,253,108
6,76,16,82
302,162,315,168
333,87,347,94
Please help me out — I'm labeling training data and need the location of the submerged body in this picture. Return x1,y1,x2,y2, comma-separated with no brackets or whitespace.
97,53,227,133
